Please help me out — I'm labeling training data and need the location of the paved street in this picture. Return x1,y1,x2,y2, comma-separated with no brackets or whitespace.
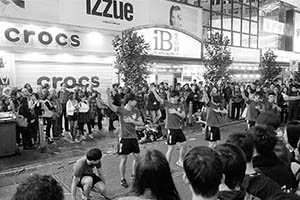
0,120,247,200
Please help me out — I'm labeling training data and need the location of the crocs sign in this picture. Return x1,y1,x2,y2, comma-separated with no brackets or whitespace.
37,76,100,89
4,27,80,47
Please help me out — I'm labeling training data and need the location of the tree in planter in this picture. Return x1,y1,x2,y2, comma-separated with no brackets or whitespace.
259,49,282,83
112,30,150,89
204,32,233,82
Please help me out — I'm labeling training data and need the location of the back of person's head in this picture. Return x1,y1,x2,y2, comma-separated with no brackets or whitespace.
169,90,180,98
214,143,247,190
12,174,64,200
86,148,102,161
183,146,222,198
133,149,180,200
226,132,255,163
123,93,137,105
285,120,300,149
251,126,278,155
255,111,280,130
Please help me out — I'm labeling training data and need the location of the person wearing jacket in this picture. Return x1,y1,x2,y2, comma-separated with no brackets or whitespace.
43,91,55,144
66,92,79,143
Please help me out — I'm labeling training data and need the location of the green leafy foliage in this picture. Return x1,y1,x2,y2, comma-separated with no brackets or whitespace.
203,32,233,82
259,49,282,83
112,30,150,89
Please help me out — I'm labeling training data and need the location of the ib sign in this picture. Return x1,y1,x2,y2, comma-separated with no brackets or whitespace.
136,27,201,58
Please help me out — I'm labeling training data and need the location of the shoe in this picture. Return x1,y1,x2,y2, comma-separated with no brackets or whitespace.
23,146,32,150
120,179,128,188
47,138,54,144
82,135,87,140
176,161,183,168
89,135,94,139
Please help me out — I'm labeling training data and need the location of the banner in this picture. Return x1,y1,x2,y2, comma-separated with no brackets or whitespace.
0,0,202,38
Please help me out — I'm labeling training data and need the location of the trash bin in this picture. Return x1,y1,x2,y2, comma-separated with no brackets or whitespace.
0,114,16,157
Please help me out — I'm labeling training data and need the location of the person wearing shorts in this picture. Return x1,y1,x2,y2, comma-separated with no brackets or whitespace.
106,88,144,188
151,87,186,168
71,148,106,200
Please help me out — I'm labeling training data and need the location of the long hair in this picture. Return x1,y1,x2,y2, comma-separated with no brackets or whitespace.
132,149,180,200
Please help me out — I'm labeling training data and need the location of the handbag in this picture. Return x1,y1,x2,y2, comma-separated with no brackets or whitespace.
16,108,28,127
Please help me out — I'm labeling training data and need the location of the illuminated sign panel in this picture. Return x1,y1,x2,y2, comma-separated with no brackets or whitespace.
136,27,202,58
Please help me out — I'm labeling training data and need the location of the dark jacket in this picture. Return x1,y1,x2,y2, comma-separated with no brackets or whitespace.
252,152,298,190
218,190,245,200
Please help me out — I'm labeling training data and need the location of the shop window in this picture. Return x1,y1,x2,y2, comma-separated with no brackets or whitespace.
250,21,257,35
233,17,241,32
251,8,258,21
233,3,242,17
243,5,250,19
242,20,249,34
201,0,210,10
223,31,232,45
203,10,211,26
250,35,258,48
223,14,231,30
212,0,222,12
212,12,222,28
203,27,211,40
251,0,258,7
242,34,250,47
233,32,241,46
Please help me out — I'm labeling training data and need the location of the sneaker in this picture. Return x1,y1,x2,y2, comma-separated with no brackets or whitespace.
82,135,87,140
89,134,94,139
120,179,128,188
176,161,183,168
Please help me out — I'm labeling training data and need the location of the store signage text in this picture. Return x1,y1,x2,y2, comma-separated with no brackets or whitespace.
86,0,134,21
37,76,100,89
4,28,80,47
153,29,179,56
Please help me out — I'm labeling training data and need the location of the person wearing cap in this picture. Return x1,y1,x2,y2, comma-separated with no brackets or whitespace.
106,88,143,188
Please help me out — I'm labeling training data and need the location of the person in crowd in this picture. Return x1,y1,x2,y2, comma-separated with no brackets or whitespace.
108,86,122,131
42,90,55,144
24,83,33,94
0,86,14,112
12,174,64,200
17,96,36,150
186,84,200,115
106,89,144,188
226,132,288,199
29,93,43,146
241,86,262,128
263,91,282,115
214,143,251,200
119,149,181,200
151,88,186,168
283,84,300,121
147,83,162,125
205,95,228,148
88,90,97,133
71,148,107,200
49,88,63,139
251,126,298,191
77,92,92,140
36,85,43,99
231,84,243,121
67,92,80,143
183,146,223,200
96,92,106,131
58,83,70,132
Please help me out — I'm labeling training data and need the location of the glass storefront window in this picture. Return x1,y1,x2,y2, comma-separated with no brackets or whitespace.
251,0,258,7
203,10,211,26
242,20,249,34
242,34,250,47
251,8,258,21
223,14,232,30
233,3,242,17
251,21,257,35
212,12,222,28
243,5,250,19
212,0,222,13
223,31,232,45
201,0,210,10
233,17,241,32
250,36,258,48
203,27,211,40
233,32,241,46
